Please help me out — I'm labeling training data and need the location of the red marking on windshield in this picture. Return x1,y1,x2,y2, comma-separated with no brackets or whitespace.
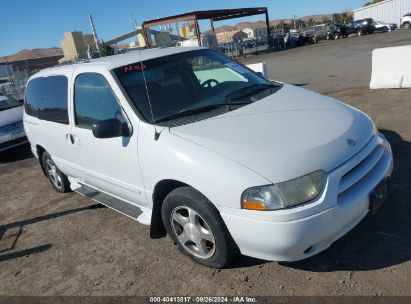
124,63,146,73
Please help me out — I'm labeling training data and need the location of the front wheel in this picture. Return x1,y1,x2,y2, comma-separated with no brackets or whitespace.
42,151,71,193
357,30,363,36
404,22,410,30
161,187,239,268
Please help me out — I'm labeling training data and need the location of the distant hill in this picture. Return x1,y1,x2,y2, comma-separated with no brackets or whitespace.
0,48,63,64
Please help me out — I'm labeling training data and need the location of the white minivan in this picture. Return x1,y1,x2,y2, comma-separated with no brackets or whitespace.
24,47,393,268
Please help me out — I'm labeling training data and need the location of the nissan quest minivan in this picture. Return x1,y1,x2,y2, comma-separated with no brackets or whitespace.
24,47,393,268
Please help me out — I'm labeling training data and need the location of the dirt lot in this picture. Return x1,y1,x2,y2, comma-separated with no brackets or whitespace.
1,30,410,296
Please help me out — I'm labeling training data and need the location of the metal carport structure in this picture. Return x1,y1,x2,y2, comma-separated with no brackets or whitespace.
142,7,271,47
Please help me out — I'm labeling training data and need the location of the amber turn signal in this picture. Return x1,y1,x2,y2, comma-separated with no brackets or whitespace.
242,201,268,211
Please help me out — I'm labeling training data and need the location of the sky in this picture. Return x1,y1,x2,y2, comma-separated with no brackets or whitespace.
0,0,366,56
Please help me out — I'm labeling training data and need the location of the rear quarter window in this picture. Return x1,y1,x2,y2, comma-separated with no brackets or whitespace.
25,75,69,124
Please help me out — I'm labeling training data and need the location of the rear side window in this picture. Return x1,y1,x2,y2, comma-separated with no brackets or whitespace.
25,76,69,124
74,73,124,128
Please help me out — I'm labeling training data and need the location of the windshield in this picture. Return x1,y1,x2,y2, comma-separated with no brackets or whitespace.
114,49,281,124
0,93,22,111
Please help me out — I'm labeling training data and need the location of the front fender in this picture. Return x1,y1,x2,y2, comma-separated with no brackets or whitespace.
138,123,270,209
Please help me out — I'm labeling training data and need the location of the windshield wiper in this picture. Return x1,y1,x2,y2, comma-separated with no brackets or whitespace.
225,83,278,101
154,102,251,123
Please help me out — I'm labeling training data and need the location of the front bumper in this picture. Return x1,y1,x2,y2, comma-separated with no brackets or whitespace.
220,133,393,261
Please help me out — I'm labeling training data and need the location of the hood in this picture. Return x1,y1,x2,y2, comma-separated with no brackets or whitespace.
0,105,23,128
170,84,373,183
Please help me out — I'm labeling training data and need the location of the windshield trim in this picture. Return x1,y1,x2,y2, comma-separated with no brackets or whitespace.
153,101,255,124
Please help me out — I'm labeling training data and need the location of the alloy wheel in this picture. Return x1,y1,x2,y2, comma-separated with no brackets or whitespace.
46,159,63,189
170,206,216,259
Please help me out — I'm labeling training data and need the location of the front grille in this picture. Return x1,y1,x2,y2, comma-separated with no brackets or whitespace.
339,144,384,194
337,136,390,203
0,121,24,136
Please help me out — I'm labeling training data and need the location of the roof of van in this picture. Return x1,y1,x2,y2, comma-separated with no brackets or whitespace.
32,47,205,77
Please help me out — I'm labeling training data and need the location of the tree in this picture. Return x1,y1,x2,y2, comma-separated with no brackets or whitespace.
308,18,315,26
364,0,384,6
321,17,332,25
100,40,114,57
333,13,341,23
340,12,353,23
294,19,306,29
273,21,291,32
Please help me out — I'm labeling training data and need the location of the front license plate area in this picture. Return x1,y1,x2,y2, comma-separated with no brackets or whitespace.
370,178,389,215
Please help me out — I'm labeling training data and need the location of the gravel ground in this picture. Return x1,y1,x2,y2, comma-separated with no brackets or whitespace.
0,30,410,296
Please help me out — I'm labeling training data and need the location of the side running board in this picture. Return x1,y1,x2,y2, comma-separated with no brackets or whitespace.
74,183,143,220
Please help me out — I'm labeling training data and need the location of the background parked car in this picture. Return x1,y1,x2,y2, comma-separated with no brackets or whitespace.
327,23,354,39
301,31,318,44
401,13,411,29
0,92,27,152
374,21,397,32
284,30,302,48
350,18,376,36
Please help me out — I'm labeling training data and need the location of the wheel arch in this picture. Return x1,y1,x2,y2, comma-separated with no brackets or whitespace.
149,179,190,239
36,145,47,176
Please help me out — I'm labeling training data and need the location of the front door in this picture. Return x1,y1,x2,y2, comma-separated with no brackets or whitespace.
70,68,147,208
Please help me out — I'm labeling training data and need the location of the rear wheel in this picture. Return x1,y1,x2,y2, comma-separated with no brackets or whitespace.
357,30,363,36
404,22,410,30
161,187,239,268
41,151,71,193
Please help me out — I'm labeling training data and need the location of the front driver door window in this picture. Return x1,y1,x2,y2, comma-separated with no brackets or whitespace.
74,73,125,128
72,72,148,207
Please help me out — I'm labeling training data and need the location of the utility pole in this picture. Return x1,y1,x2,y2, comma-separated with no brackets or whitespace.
131,12,137,29
131,12,139,43
89,14,100,54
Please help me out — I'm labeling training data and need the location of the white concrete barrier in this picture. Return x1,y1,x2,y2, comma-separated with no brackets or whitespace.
246,62,269,79
370,45,411,89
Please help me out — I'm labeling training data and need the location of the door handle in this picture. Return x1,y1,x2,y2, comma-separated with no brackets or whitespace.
69,134,75,144
66,133,73,145
72,134,81,147
66,134,79,146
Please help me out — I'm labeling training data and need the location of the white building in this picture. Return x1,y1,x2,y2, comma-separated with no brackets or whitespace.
242,27,268,39
353,0,411,24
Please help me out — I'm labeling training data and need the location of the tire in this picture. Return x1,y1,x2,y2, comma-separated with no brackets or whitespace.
41,151,71,193
404,22,410,30
357,30,362,37
161,187,240,268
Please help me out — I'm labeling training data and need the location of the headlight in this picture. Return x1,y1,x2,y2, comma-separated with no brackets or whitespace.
241,170,326,211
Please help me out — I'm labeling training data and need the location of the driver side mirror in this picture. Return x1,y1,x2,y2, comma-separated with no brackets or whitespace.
92,118,129,139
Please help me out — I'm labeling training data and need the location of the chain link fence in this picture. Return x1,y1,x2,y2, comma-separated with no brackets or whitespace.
0,65,31,101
